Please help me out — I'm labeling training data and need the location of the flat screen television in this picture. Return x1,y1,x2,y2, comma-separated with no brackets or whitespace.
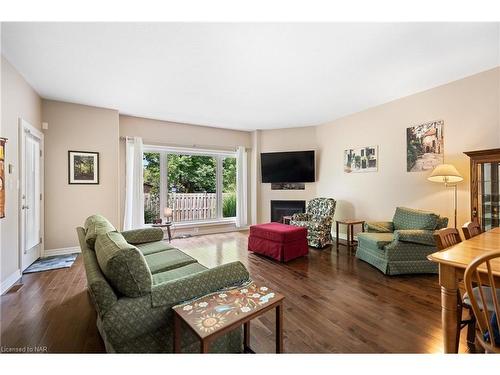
261,150,315,183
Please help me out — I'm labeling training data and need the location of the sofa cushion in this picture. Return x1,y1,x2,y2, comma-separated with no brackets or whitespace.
152,263,208,285
121,228,164,244
357,232,393,249
84,214,116,249
250,222,307,243
95,231,152,297
144,249,197,274
137,241,176,256
392,207,438,231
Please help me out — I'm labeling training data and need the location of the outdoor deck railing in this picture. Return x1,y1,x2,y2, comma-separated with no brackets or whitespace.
145,192,232,222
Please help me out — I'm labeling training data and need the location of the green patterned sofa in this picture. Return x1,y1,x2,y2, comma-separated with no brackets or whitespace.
356,207,448,275
290,198,337,248
76,214,250,353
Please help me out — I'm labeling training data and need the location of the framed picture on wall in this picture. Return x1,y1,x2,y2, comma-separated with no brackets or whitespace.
406,120,444,172
344,146,378,173
68,150,99,184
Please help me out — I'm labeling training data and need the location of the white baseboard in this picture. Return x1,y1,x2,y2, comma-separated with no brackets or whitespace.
43,246,81,257
1,269,22,295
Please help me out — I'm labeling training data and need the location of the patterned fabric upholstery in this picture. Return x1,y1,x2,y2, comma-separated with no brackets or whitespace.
136,241,176,256
290,198,336,248
357,207,447,275
144,249,197,274
95,231,152,297
364,221,394,233
84,214,116,249
392,207,439,230
77,215,251,353
121,228,164,244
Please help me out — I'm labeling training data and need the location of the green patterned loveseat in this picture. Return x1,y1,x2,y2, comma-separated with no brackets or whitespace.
356,207,448,275
76,214,250,353
290,198,337,248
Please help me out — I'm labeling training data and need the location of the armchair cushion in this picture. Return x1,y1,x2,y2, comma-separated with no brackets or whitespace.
151,261,250,308
393,229,435,246
364,221,394,233
392,207,438,231
95,231,152,298
121,228,164,244
357,232,393,249
84,214,116,249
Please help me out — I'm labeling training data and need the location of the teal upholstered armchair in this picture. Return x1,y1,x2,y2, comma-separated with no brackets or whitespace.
290,198,337,248
356,207,448,275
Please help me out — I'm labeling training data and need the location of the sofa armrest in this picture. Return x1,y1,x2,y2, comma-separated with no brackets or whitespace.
364,221,394,233
393,229,435,246
292,212,311,221
151,261,250,308
120,227,164,244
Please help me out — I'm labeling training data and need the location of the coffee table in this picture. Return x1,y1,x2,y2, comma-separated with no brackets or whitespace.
172,282,285,353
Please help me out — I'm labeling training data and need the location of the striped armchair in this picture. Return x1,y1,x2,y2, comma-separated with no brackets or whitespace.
290,198,337,248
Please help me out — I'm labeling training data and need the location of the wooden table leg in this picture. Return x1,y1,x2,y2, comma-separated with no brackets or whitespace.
336,222,339,251
244,321,251,352
439,264,459,353
276,303,283,353
173,313,181,353
346,225,351,253
167,225,172,242
201,339,210,353
350,224,354,250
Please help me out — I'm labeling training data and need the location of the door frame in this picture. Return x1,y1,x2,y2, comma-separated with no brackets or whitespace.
18,118,45,270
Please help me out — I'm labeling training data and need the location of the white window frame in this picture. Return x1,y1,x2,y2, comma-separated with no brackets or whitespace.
143,145,237,226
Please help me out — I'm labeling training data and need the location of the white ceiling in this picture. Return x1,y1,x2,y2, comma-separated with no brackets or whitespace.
2,23,499,131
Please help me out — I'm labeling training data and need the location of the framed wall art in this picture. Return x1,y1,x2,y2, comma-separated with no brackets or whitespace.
68,150,99,184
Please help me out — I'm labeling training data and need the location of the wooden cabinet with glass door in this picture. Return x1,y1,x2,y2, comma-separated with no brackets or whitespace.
464,148,500,231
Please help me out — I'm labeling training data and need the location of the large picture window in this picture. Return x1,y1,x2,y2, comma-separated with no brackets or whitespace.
143,146,237,224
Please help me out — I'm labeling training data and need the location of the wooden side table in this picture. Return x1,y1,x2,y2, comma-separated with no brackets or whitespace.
335,219,365,253
152,222,172,242
173,282,284,353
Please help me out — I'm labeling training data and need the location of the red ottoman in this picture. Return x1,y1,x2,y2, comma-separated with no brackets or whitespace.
248,222,308,262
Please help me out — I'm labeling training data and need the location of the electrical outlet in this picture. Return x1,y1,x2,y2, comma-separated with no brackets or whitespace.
193,227,199,234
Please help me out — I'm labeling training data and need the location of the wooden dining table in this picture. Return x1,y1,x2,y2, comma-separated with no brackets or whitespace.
428,227,500,353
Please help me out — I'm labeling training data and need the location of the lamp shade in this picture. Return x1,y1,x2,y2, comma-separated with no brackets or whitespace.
427,164,463,183
164,207,173,218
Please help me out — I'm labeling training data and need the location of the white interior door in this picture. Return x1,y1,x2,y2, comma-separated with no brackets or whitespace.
19,119,44,270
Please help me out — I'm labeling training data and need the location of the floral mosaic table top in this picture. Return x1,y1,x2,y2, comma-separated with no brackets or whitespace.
173,282,284,339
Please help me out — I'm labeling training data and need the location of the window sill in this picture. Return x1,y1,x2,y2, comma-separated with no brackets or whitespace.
146,218,237,228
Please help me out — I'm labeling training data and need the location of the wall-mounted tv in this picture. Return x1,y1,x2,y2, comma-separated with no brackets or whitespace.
261,150,315,183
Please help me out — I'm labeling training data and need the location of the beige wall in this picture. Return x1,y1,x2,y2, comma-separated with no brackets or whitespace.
42,100,120,250
316,67,500,235
1,56,42,288
119,115,252,234
256,126,318,223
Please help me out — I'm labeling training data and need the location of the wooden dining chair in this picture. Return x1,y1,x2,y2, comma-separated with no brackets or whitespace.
462,221,482,240
433,228,476,351
464,250,500,353
434,228,462,250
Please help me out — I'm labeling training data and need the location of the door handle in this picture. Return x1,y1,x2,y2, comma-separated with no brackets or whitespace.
21,205,29,210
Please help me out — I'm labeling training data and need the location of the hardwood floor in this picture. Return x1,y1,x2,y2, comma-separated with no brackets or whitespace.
0,231,470,353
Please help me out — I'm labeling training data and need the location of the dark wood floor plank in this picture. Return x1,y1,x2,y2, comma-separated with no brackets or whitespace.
1,231,465,353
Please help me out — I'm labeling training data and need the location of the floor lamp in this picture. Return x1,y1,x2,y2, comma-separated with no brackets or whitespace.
427,164,463,228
